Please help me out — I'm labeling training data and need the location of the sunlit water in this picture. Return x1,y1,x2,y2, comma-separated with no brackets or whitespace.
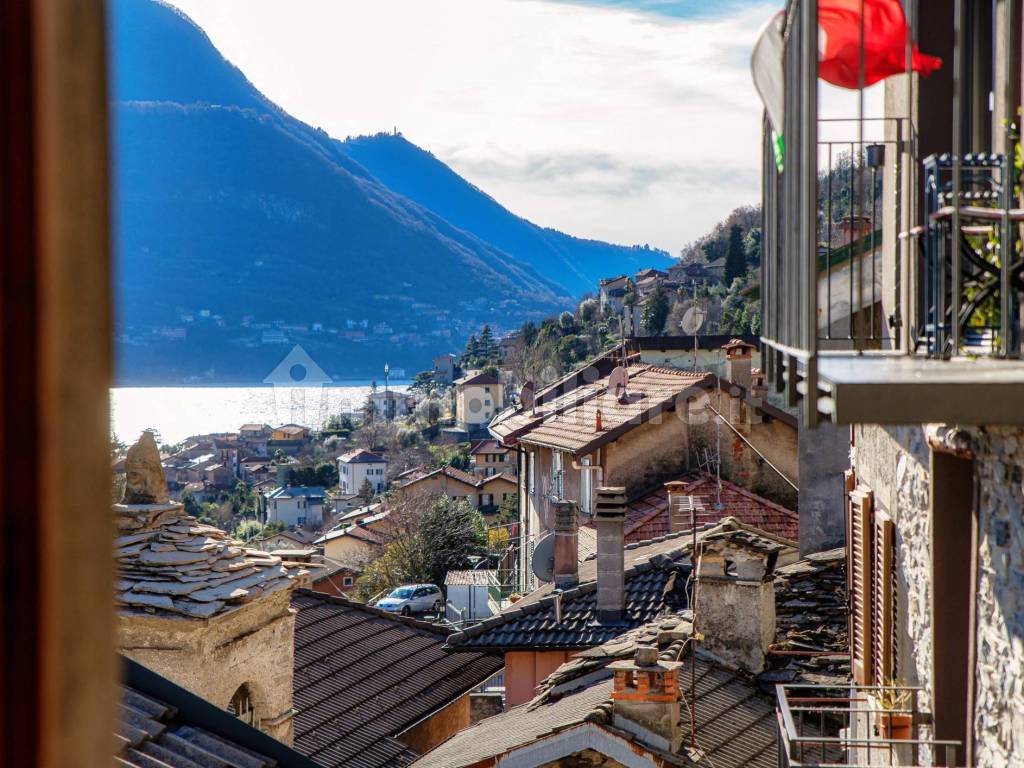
111,383,410,444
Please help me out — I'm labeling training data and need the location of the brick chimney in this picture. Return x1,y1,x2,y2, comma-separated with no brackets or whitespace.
552,501,579,588
665,481,704,533
594,487,627,623
694,535,778,673
723,338,754,389
610,645,684,753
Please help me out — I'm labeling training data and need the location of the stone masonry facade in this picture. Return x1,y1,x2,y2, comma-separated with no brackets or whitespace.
853,424,1024,767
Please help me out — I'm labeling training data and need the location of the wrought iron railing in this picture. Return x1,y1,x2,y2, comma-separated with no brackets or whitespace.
776,683,960,768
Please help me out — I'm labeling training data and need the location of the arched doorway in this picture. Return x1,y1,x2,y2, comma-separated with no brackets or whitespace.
227,684,257,727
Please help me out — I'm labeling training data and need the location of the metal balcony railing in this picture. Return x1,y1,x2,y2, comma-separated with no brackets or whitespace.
776,683,961,768
758,0,1024,427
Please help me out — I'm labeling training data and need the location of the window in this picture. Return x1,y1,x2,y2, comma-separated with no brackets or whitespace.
551,451,564,499
297,517,305,526
580,456,593,514
342,576,354,587
228,684,257,727
847,476,896,687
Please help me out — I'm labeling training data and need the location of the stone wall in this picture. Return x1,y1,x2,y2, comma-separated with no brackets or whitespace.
604,410,690,498
854,424,1024,767
118,589,297,744
968,427,1024,768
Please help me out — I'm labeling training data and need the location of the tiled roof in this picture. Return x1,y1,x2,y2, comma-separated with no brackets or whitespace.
599,472,800,543
447,519,795,651
490,363,711,455
766,547,850,687
291,591,504,768
469,439,508,455
315,522,385,546
118,657,319,768
455,372,501,386
414,613,778,768
399,464,486,490
478,471,517,487
340,449,386,464
445,569,497,586
115,503,305,620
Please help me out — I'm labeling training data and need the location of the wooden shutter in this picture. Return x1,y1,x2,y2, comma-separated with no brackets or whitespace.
848,482,874,686
872,513,895,685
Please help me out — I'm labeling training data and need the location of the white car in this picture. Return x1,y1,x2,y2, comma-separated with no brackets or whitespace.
375,584,442,616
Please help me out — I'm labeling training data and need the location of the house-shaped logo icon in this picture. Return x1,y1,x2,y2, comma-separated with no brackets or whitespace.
263,345,332,387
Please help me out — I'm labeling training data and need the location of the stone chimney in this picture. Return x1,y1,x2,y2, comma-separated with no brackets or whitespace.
665,481,704,534
610,645,684,753
594,487,627,623
723,338,755,389
694,535,777,673
552,501,579,588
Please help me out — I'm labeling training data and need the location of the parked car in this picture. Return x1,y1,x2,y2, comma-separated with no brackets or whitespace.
375,584,442,616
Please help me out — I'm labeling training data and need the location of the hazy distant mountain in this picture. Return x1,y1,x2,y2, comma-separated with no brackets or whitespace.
340,134,672,295
109,0,664,382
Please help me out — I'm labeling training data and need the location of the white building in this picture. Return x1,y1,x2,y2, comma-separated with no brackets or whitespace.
454,373,504,432
367,390,414,420
444,570,497,622
337,449,388,496
265,486,325,528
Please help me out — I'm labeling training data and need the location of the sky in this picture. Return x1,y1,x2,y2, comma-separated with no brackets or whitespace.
168,0,880,255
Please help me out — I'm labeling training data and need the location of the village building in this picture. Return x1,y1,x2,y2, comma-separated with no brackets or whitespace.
265,485,325,528
118,657,319,768
314,519,384,571
447,499,799,708
469,438,517,477
598,274,630,315
399,464,517,515
268,424,311,456
758,3,1024,765
454,372,504,435
256,528,317,553
114,433,307,744
432,352,458,384
290,590,505,767
367,388,415,420
337,448,388,495
238,423,272,457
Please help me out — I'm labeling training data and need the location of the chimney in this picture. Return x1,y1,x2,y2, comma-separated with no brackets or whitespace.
693,535,777,673
723,338,754,389
594,486,627,623
665,481,703,533
749,368,767,409
552,501,579,589
610,645,684,753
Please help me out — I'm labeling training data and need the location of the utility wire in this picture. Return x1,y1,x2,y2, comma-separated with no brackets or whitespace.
702,401,799,492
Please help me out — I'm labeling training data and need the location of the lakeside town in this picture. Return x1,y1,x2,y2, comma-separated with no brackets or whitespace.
6,1,1024,768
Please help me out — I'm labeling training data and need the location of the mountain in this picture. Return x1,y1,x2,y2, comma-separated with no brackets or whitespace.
340,134,672,295
109,0,664,382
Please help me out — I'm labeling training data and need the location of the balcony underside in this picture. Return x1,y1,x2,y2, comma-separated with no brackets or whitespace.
801,355,1024,425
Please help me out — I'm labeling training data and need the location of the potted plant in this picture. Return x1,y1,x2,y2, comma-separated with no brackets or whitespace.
875,683,913,740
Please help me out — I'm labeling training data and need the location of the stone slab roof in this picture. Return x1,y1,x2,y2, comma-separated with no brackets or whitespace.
490,362,711,455
115,503,306,620
291,591,504,768
595,472,800,543
415,613,779,768
118,657,319,768
447,519,795,651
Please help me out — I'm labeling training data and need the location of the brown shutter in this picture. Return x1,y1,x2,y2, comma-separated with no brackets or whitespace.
872,513,895,685
848,484,874,685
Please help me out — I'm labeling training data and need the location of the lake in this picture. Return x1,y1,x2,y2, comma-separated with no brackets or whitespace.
111,383,410,444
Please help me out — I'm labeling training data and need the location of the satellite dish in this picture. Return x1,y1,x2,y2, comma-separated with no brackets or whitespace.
532,534,555,583
607,366,628,399
681,306,707,335
520,381,536,410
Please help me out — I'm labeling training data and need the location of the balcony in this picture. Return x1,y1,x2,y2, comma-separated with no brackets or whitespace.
758,1,1024,427
776,683,961,768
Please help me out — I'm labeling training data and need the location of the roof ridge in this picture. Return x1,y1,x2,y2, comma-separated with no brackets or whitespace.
294,588,453,636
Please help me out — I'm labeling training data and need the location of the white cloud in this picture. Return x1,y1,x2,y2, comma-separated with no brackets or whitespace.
166,0,872,252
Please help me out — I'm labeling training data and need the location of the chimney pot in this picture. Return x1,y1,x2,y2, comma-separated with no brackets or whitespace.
595,408,603,432
610,650,684,752
665,481,701,534
594,487,627,623
552,501,579,588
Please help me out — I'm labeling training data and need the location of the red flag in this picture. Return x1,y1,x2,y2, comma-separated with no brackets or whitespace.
819,0,942,89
